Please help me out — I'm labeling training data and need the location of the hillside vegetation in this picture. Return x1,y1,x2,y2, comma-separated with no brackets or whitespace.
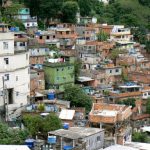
0,0,150,30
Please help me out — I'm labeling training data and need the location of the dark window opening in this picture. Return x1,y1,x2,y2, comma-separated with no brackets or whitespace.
4,58,9,64
8,88,13,104
46,36,49,39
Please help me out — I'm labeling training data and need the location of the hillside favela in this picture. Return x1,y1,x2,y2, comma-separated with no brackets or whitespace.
0,0,150,150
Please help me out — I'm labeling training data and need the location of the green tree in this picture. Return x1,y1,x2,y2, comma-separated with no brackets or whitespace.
146,98,150,114
64,85,92,112
0,122,29,144
23,114,43,137
145,41,150,53
132,26,148,44
78,0,91,16
109,49,125,65
23,0,41,17
23,113,62,138
36,0,63,26
97,30,108,41
74,58,82,81
138,0,150,7
61,1,78,23
42,113,62,135
132,132,148,143
117,98,136,108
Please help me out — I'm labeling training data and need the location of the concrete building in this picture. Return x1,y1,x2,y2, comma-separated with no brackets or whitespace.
0,24,30,120
30,69,45,96
49,127,104,150
44,56,75,91
110,25,133,42
89,103,132,146
55,23,77,49
17,8,38,29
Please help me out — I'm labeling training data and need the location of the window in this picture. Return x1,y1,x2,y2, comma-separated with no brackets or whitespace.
109,70,112,74
53,35,55,38
16,76,18,81
39,36,43,39
20,42,25,46
38,80,42,85
4,58,9,65
16,92,19,96
116,69,119,72
4,74,9,81
97,136,101,141
3,42,8,50
62,68,64,71
57,68,59,71
46,36,49,39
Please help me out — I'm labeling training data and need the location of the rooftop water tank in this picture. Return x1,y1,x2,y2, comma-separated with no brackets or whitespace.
25,139,35,149
63,145,73,150
47,136,56,144
47,93,55,100
63,123,69,130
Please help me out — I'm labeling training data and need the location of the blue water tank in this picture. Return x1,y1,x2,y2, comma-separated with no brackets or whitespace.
15,27,19,32
63,145,73,150
63,123,69,130
47,136,56,144
25,139,35,148
10,27,15,32
47,93,55,100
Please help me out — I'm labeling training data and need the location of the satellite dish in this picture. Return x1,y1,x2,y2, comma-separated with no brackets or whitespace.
92,17,97,24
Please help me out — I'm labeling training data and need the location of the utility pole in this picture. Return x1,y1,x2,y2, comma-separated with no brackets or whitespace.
2,76,7,121
2,76,6,120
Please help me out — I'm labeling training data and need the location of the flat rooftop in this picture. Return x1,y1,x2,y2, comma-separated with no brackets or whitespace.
49,127,104,140
92,110,118,117
104,144,138,150
0,145,30,150
125,142,150,150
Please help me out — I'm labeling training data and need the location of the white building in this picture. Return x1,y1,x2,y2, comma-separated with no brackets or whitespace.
110,25,133,42
99,0,110,4
0,24,30,120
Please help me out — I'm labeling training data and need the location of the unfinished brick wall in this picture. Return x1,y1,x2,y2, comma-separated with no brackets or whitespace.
89,113,117,124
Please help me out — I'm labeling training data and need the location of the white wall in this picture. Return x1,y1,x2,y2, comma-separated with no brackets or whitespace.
0,52,29,72
0,32,14,55
0,67,30,106
24,22,38,28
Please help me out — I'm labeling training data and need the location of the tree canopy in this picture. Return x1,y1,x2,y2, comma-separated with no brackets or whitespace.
146,98,150,114
64,85,92,112
0,122,29,144
1,0,150,30
61,1,78,23
23,113,62,138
